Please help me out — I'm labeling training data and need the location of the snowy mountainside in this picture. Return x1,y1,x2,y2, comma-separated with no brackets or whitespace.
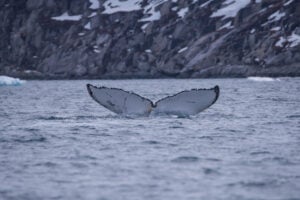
0,0,299,78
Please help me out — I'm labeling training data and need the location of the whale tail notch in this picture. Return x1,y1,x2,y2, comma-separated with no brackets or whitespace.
87,84,219,116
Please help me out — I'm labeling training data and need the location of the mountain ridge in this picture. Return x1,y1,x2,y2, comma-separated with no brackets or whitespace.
0,0,299,79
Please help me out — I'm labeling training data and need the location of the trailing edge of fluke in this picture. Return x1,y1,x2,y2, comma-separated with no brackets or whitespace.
87,84,219,116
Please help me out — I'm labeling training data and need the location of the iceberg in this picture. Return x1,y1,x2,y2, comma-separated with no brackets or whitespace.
0,76,26,86
247,77,280,82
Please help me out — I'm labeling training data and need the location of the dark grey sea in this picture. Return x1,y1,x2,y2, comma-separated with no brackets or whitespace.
0,78,299,200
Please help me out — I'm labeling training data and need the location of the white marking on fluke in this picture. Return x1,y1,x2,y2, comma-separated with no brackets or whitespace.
87,84,219,117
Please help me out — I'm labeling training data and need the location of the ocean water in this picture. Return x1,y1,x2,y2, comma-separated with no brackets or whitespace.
0,78,299,200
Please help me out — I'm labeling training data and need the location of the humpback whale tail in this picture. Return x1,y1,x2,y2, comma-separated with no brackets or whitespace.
87,84,219,116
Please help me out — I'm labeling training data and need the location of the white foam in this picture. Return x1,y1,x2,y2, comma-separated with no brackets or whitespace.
0,76,26,86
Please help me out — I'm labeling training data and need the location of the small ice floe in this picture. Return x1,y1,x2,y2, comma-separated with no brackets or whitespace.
51,12,82,21
247,77,280,82
0,76,26,86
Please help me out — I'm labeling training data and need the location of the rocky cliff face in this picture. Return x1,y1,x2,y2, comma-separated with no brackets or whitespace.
0,0,300,79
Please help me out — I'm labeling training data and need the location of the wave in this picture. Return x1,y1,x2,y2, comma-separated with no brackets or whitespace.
247,77,280,82
0,75,26,86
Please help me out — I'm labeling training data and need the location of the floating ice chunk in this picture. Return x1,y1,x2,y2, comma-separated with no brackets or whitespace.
247,77,280,82
51,12,82,21
0,76,26,86
89,0,100,9
177,7,189,18
211,0,250,19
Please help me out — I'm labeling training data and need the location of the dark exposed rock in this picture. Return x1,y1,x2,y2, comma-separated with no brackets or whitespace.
0,0,299,79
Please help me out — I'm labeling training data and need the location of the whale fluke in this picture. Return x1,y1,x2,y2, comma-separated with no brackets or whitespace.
87,84,219,116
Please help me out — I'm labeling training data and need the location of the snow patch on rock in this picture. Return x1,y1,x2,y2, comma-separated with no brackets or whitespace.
268,10,285,23
211,0,250,19
89,0,100,9
51,12,82,21
275,32,300,48
102,0,142,14
177,7,189,18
